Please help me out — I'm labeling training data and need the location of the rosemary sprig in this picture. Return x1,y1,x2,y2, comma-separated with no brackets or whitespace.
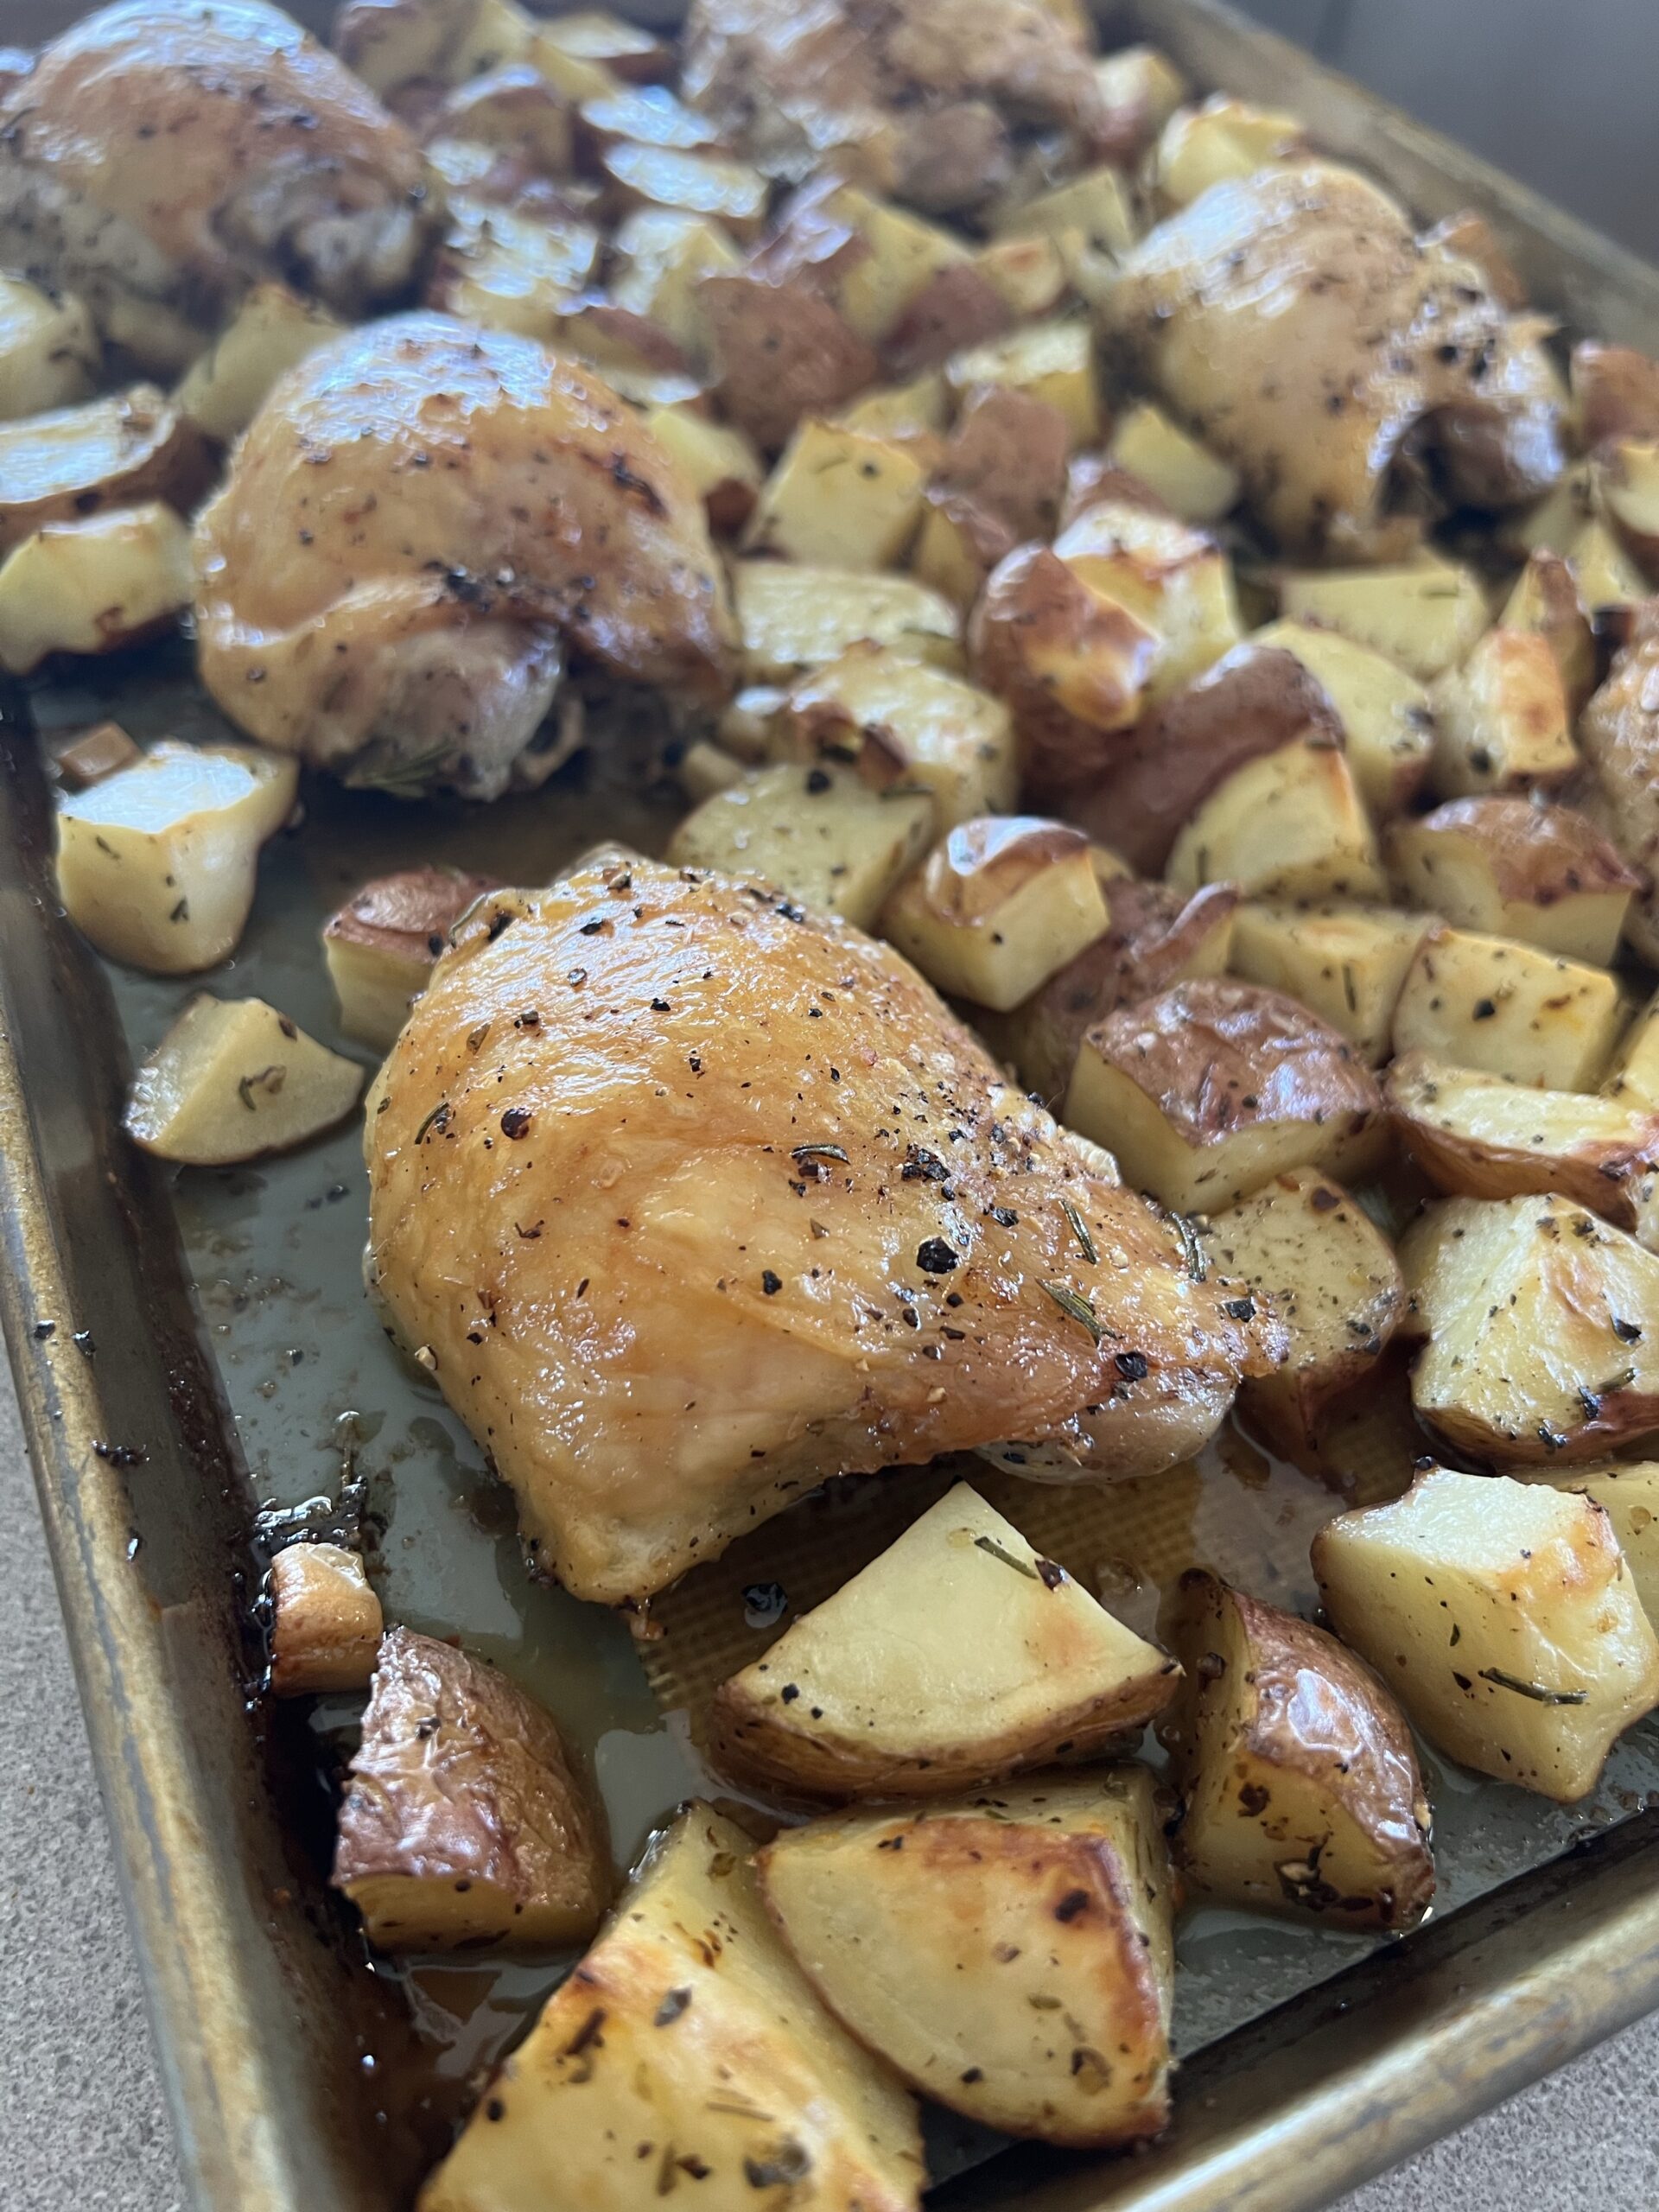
1060,1198,1097,1265
1040,1281,1103,1343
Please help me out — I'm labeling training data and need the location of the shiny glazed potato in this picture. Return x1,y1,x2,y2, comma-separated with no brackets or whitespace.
1387,1052,1659,1241
1427,625,1575,798
1065,979,1386,1214
1529,1464,1659,1625
418,1804,925,2212
815,183,971,343
597,140,769,238
0,501,196,674
174,283,344,443
424,199,603,344
772,645,1017,829
268,1542,383,1697
732,560,961,681
1313,1467,1659,1801
324,866,502,1052
1249,618,1433,816
124,995,364,1166
666,760,935,928
1052,497,1243,704
757,1770,1175,2148
1164,737,1385,904
1278,554,1491,680
1159,1570,1433,1928
709,1483,1179,1798
994,880,1237,1107
1229,903,1433,1066
1197,1169,1403,1453
334,1626,609,1953
0,275,99,419
880,817,1109,1012
56,739,297,972
1390,927,1625,1090
1388,798,1640,968
742,420,927,569
1399,1195,1659,1465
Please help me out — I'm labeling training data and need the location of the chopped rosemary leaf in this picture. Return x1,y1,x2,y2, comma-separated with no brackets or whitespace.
1477,1668,1588,1707
1040,1281,1103,1343
973,1534,1039,1580
1060,1198,1097,1265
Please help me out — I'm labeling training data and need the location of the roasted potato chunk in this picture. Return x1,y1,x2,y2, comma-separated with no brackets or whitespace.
324,866,501,1052
1390,926,1625,1089
1427,625,1575,798
418,1804,924,2210
0,386,207,552
1152,95,1306,207
610,207,742,367
334,1626,608,1953
910,489,1017,609
1388,1052,1659,1240
1595,437,1659,575
932,383,1070,543
817,184,970,344
1530,1463,1659,1625
944,316,1101,449
1500,548,1597,711
1278,554,1490,681
1053,498,1243,705
666,760,934,928
1065,979,1385,1214
1605,988,1659,1110
57,739,296,973
1313,1466,1659,1800
634,400,762,533
1400,1195,1659,1465
0,274,98,419
1579,612,1659,963
1229,903,1433,1066
1197,1169,1404,1453
758,1770,1175,2148
174,283,344,444
732,561,960,683
1249,617,1433,816
598,142,768,239
532,9,671,87
426,199,603,342
124,995,364,1166
1568,515,1649,613
993,880,1238,1107
268,1542,383,1697
0,501,195,675
742,419,926,569
709,1482,1179,1799
1160,1570,1432,1928
1107,403,1241,525
1165,737,1385,904
1573,340,1659,448
1388,798,1639,968
773,645,1016,828
880,817,1109,1012
701,272,879,452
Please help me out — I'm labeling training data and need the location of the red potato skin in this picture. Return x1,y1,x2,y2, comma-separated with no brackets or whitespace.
936,383,1071,541
700,270,880,451
883,263,1013,378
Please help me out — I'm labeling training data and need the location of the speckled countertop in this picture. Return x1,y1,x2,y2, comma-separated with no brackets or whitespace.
3,1366,1658,2212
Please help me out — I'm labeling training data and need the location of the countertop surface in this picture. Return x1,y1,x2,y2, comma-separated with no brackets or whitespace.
4,1364,1659,2211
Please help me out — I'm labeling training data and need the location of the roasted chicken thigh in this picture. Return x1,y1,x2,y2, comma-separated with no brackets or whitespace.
1106,162,1565,558
365,855,1278,1606
194,313,735,798
0,0,441,373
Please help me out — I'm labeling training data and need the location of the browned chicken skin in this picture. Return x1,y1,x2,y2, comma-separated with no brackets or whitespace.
1106,162,1565,558
194,312,735,798
365,856,1278,1606
0,0,442,373
682,0,1104,210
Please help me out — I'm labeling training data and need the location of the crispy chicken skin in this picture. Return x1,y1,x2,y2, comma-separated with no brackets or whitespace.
1105,162,1565,559
365,857,1277,1606
0,0,441,374
194,313,735,798
682,0,1103,209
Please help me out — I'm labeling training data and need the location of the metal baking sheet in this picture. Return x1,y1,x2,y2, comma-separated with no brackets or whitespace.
6,4,1659,2209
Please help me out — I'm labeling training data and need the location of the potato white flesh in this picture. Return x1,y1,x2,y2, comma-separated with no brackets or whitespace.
1595,436,1659,573
1153,96,1306,207
610,208,741,367
944,319,1101,450
531,9,670,86
665,761,934,928
837,372,949,442
743,420,926,569
1568,516,1649,613
1391,927,1625,1090
822,185,970,344
1313,1467,1659,1800
1388,798,1639,968
1095,43,1190,142
880,817,1108,1012
1108,404,1240,524
1165,739,1386,904
334,1626,607,1954
995,166,1140,266
1400,1195,1659,1464
972,235,1069,320
1065,979,1385,1214
677,740,747,801
1278,554,1490,681
633,402,760,533
56,739,297,973
428,200,603,343
124,995,364,1166
731,562,961,682
174,284,343,443
598,143,769,240
773,645,1015,829
1529,1463,1659,1626
1250,618,1433,815
1500,549,1597,711
268,1542,383,1697
0,387,206,551
1229,903,1432,1066
758,1770,1174,2148
418,1805,924,2212
323,866,501,1053
1198,1169,1403,1452
0,276,98,419
1506,461,1596,560
1606,989,1659,1111
709,1484,1179,1799
1388,1052,1659,1240
1427,626,1575,798
0,502,194,675
1160,1571,1432,1927
1053,499,1243,704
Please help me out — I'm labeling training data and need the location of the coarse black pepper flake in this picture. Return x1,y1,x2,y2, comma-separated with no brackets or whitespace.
499,1106,532,1139
901,1145,949,1183
1115,1350,1149,1382
760,1269,783,1295
1222,1295,1255,1322
916,1236,959,1274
